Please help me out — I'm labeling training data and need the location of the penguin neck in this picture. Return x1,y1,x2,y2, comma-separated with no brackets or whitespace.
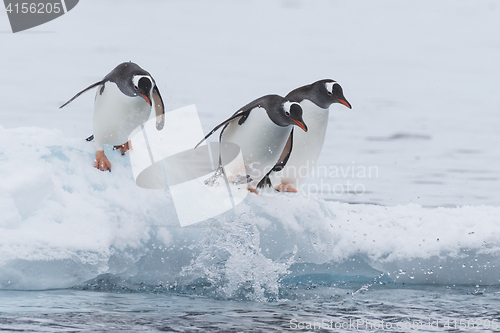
287,83,333,109
300,99,330,129
264,105,290,127
267,112,289,127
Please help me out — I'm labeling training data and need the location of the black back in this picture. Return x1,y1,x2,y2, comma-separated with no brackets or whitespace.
195,94,305,148
235,94,296,127
103,62,153,97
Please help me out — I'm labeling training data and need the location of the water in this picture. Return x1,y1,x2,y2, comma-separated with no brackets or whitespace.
2,285,500,332
1,0,500,331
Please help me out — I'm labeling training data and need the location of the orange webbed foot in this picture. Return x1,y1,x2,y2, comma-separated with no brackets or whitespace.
95,150,112,172
275,184,298,193
248,188,259,195
114,141,130,155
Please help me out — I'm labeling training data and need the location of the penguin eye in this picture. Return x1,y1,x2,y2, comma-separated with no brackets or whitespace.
284,110,290,117
132,75,151,92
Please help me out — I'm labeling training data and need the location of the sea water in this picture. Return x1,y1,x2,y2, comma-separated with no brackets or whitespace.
1,286,500,332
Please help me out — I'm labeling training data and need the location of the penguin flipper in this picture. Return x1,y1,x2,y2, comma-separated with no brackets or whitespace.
256,129,294,190
194,109,251,148
273,128,294,172
59,81,104,109
152,86,165,131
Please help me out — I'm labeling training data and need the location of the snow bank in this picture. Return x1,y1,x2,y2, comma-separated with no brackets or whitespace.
0,126,499,298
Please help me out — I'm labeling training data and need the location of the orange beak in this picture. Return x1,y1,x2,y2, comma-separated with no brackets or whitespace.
337,98,352,109
292,119,308,132
141,93,152,106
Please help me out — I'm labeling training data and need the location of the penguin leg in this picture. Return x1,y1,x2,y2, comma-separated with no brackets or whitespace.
256,173,273,189
275,184,298,193
113,141,130,155
248,188,259,195
94,150,112,172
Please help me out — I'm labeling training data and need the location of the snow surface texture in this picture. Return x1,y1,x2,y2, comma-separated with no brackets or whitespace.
0,0,499,298
0,126,499,297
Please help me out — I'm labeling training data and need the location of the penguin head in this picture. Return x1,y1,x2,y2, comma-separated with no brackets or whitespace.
286,79,352,109
318,79,351,109
105,62,156,106
131,75,153,106
283,101,308,132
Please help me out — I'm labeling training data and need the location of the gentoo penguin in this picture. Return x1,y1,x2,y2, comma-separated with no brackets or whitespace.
60,62,165,171
265,79,351,192
195,95,308,194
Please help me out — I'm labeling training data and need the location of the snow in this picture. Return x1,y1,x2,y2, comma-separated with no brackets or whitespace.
0,0,499,293
0,125,499,292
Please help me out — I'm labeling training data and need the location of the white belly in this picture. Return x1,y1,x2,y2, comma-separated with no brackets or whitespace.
93,82,151,150
273,100,329,187
221,107,292,188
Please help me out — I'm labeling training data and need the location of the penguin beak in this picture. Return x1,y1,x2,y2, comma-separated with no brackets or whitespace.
292,119,308,132
337,98,352,109
140,93,152,106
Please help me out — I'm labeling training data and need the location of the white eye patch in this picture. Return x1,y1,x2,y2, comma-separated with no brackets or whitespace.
283,101,300,115
132,75,152,88
325,81,338,94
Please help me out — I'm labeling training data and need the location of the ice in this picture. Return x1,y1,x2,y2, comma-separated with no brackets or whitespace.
2,167,54,219
0,125,499,293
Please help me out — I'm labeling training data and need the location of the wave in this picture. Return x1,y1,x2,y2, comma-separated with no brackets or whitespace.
1,126,499,300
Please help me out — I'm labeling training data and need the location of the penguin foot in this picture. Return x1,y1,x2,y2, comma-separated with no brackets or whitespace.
229,174,251,185
204,166,224,187
248,188,259,195
113,142,130,155
94,150,112,172
275,184,298,193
